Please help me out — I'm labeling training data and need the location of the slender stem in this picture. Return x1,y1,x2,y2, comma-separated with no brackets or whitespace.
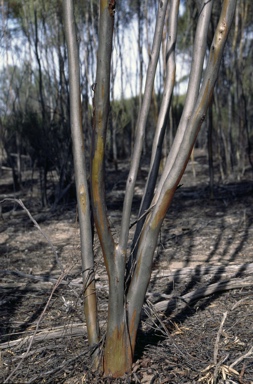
63,0,99,348
156,0,214,195
118,0,169,255
129,0,179,268
127,0,237,349
91,0,115,274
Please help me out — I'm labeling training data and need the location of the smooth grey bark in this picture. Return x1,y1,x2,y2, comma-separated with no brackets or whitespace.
63,0,99,349
137,0,144,106
157,0,214,192
129,0,180,268
126,0,237,345
207,102,214,198
129,0,213,239
118,0,169,258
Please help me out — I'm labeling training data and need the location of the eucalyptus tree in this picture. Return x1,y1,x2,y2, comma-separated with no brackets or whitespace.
64,0,237,378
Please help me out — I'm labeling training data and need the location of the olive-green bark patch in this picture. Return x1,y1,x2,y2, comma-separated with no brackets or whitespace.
104,321,132,377
100,0,108,13
151,188,176,229
79,184,87,213
92,135,104,202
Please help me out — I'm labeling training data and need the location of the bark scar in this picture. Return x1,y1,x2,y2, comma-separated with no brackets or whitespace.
108,0,116,17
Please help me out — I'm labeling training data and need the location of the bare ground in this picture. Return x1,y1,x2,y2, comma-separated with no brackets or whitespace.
1,151,253,383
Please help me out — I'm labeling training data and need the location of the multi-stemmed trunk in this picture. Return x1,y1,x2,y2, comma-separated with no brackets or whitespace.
64,0,237,377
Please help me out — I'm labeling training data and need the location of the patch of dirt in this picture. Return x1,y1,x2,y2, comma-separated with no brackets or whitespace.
1,153,253,383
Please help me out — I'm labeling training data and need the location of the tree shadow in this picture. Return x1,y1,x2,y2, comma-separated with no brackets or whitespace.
135,180,253,359
0,202,63,344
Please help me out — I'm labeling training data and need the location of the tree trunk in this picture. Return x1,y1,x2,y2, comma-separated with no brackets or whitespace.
63,0,100,364
207,102,214,198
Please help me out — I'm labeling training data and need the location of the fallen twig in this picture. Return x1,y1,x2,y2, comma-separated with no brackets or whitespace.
214,312,228,365
3,271,67,383
229,346,253,369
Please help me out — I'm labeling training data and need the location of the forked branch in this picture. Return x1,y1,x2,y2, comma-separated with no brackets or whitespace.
126,0,237,351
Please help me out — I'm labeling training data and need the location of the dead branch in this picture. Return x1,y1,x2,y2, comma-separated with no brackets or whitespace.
152,276,253,313
0,323,87,350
